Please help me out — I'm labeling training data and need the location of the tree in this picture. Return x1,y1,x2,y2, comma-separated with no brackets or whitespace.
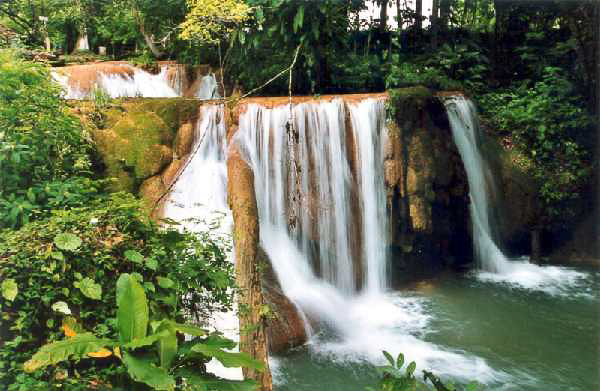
179,0,251,44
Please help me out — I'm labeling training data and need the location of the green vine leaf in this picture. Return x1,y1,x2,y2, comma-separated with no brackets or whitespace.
79,278,102,300
1,279,18,301
54,233,82,251
124,250,144,264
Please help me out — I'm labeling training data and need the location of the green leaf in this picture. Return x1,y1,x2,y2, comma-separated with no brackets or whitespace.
466,382,479,391
396,352,404,369
156,276,175,289
23,333,114,372
124,250,144,264
52,301,72,315
79,277,102,300
176,368,259,391
173,323,206,337
122,352,175,391
123,329,172,350
406,361,416,376
192,341,264,371
293,5,304,33
145,258,158,271
155,320,177,369
117,273,149,344
383,350,395,367
1,278,18,301
50,251,64,261
54,233,82,251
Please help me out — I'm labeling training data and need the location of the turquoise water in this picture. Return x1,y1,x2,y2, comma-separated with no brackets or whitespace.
272,267,599,390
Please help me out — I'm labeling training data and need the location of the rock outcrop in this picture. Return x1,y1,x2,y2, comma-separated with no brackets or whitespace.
227,145,273,391
385,88,472,281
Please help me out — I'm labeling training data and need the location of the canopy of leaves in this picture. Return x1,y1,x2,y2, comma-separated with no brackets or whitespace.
179,0,251,43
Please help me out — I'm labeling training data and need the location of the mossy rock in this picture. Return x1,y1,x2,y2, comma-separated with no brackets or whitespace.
92,99,202,192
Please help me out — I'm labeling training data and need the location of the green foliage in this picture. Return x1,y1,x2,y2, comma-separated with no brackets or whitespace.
117,273,150,343
385,40,488,93
0,50,102,228
179,0,251,44
0,193,235,390
23,333,115,372
367,351,481,391
25,272,260,391
478,67,593,225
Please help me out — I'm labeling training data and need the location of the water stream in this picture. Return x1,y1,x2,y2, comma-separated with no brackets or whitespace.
444,96,589,295
163,96,597,389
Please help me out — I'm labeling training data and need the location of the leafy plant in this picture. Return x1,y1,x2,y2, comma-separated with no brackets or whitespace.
367,351,481,391
0,192,235,390
478,67,592,227
25,273,260,391
0,50,101,228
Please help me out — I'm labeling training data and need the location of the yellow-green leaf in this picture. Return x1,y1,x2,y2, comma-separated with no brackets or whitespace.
1,279,18,301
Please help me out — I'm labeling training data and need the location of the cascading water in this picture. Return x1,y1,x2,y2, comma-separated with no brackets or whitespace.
163,104,242,380
236,99,388,295
53,63,220,99
235,98,499,382
444,96,509,273
444,96,588,295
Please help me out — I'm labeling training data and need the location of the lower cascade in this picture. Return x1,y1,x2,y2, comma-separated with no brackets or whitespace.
233,98,498,381
163,94,594,388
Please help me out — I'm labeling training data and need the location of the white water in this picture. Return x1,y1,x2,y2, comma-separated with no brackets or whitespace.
444,96,588,295
195,73,221,100
53,64,220,100
163,104,242,380
235,98,502,383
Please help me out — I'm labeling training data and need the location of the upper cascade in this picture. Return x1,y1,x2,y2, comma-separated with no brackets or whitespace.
52,62,220,100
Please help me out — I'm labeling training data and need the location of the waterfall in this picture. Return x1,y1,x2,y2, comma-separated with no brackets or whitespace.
163,104,242,380
53,63,220,100
444,96,588,295
163,96,499,382
444,96,510,273
235,98,389,296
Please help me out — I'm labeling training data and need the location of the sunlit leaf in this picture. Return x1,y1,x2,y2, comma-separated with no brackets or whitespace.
54,233,82,251
1,278,18,301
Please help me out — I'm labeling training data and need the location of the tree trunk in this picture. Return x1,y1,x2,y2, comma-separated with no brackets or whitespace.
396,0,402,30
431,0,439,49
415,0,422,30
227,146,273,390
440,0,451,30
132,7,165,59
379,0,389,33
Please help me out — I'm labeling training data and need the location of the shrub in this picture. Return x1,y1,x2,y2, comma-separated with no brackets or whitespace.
0,49,99,228
0,193,235,390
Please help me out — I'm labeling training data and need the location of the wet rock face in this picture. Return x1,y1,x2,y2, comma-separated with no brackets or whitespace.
385,89,472,281
259,248,307,353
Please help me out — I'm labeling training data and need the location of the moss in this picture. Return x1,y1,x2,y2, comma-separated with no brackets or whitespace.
387,87,433,129
90,98,201,192
135,98,200,134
